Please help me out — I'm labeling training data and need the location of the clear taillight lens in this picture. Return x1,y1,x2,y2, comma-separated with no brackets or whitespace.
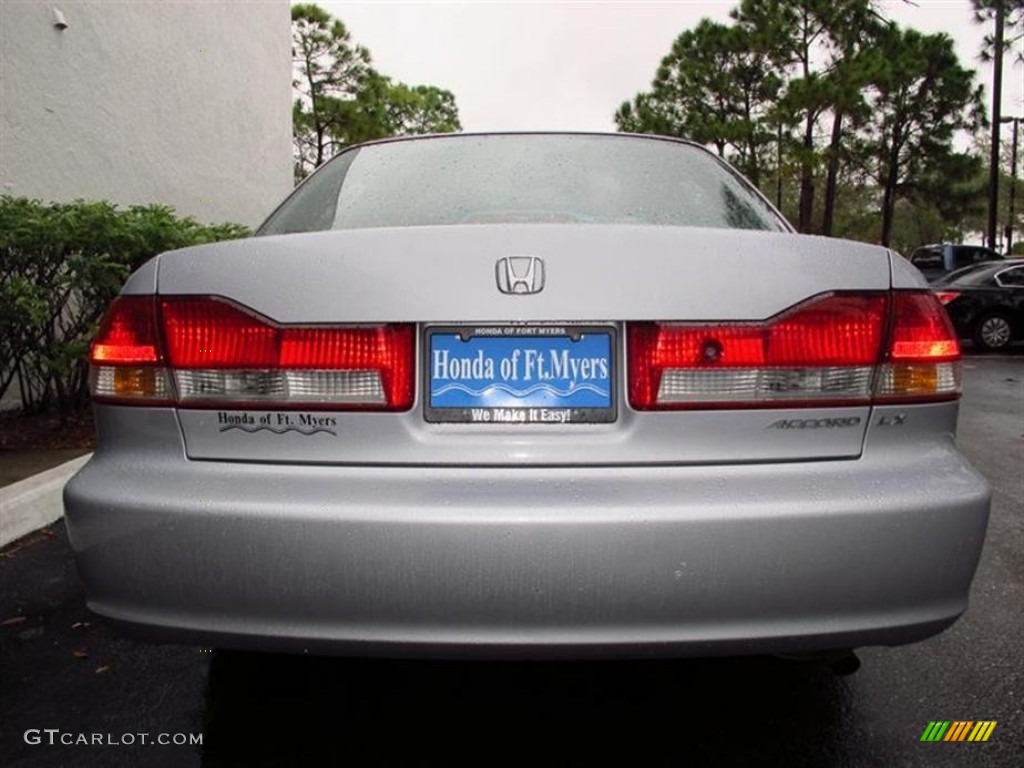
628,291,960,410
89,296,414,409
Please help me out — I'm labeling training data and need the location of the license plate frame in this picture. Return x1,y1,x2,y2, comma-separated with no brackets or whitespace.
424,325,617,424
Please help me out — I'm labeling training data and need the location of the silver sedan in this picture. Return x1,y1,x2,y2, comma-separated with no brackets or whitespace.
64,133,990,662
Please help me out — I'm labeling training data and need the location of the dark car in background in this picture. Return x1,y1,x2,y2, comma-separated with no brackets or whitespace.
935,259,1024,351
909,243,1003,282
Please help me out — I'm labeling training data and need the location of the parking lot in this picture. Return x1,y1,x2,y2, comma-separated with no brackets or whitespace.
1,355,1021,767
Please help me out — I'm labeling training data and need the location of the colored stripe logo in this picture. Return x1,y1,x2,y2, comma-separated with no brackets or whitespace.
920,721,997,742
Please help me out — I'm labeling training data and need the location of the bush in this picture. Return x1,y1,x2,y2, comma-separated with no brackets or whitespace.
0,197,250,414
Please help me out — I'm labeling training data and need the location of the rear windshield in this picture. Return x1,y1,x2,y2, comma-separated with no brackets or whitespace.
259,135,787,235
910,247,943,270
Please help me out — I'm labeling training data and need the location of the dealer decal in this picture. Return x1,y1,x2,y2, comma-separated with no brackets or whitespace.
216,411,337,436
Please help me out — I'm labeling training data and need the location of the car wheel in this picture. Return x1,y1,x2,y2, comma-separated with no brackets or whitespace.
973,313,1013,351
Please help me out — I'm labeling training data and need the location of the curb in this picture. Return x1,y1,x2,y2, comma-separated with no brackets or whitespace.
0,454,92,548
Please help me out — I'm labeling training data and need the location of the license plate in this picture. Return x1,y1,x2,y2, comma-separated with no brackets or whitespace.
425,326,616,424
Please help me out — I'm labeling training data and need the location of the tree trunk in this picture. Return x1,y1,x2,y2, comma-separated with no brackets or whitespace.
880,125,902,247
304,49,324,168
986,2,1005,249
776,122,784,209
821,109,844,236
746,134,760,187
746,157,760,187
743,93,759,187
798,114,815,233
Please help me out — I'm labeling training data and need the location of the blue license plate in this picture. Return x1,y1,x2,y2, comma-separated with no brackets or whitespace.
425,326,615,424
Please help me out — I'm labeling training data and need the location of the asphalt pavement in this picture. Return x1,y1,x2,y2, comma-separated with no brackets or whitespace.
1,355,1021,767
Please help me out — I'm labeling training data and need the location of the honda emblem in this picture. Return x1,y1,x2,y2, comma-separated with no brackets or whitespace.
495,256,545,295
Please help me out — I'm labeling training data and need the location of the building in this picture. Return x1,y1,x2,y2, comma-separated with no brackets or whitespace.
0,0,292,228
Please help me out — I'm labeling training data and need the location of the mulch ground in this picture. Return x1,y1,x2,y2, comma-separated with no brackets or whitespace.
0,408,96,452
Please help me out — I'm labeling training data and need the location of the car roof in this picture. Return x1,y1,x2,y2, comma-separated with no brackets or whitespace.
912,243,999,252
949,244,1000,253
937,258,1024,285
337,130,708,153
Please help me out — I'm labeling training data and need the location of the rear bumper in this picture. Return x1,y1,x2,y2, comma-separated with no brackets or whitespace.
63,414,990,658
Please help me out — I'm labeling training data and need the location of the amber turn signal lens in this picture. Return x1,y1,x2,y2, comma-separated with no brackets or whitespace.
113,367,159,397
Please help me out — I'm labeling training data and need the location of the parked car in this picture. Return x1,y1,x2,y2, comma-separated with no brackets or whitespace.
64,133,990,666
908,243,1003,282
934,258,1024,351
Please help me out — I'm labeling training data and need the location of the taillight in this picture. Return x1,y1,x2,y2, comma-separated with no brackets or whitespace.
934,291,960,305
874,292,960,403
628,291,960,410
89,296,414,409
89,296,172,403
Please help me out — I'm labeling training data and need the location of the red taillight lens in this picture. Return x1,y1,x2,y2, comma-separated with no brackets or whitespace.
628,294,888,409
90,296,414,409
90,296,161,364
934,291,961,306
161,299,277,368
887,293,960,362
628,291,960,410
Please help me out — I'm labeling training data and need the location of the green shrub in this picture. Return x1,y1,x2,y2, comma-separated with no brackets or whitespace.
0,197,250,414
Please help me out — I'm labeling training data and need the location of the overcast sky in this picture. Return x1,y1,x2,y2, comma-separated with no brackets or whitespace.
323,0,1024,133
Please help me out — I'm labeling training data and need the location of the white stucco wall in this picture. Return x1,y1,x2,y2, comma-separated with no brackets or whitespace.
0,0,292,227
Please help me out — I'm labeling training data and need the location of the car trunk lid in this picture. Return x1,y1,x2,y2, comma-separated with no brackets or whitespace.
152,224,892,466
